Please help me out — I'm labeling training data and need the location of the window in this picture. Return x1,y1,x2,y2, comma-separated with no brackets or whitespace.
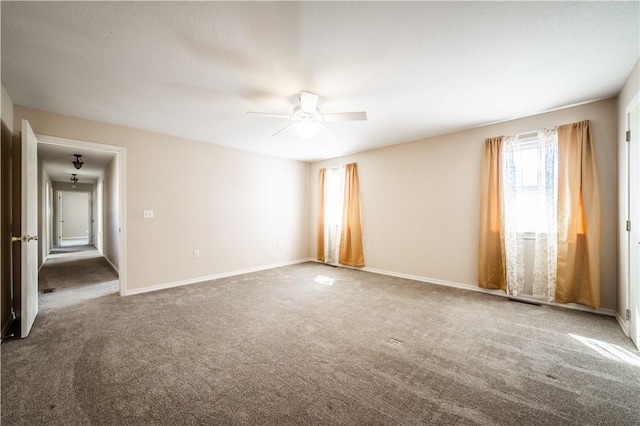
317,163,365,267
323,166,345,264
501,128,558,299
502,132,558,235
479,121,601,307
325,166,345,231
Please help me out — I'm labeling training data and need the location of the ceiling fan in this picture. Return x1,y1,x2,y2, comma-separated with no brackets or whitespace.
246,91,367,138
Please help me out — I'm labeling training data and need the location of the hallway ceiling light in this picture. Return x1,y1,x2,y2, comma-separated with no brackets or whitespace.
72,154,84,169
70,174,79,188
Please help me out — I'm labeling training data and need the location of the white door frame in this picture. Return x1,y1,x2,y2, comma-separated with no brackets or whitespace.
57,189,63,246
626,92,640,349
96,180,104,254
44,181,52,257
36,134,127,296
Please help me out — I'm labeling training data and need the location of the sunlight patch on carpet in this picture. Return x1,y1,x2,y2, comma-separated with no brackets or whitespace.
314,275,335,286
569,334,640,367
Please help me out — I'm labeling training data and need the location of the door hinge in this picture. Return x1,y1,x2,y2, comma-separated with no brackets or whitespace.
626,220,631,231
627,130,631,142
626,309,631,321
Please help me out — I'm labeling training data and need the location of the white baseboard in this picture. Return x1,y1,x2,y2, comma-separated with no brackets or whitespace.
103,255,119,274
616,312,630,336
122,258,617,318
123,258,312,296
316,262,617,317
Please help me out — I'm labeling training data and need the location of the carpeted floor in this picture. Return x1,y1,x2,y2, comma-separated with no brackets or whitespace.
2,258,639,425
47,244,100,258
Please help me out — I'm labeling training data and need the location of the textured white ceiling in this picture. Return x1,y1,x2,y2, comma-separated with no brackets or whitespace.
2,1,639,162
37,142,115,184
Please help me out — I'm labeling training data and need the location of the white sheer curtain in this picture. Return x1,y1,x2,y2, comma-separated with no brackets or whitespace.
324,166,345,264
502,127,558,300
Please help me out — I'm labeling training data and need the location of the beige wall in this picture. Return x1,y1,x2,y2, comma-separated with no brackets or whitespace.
2,85,14,134
6,86,627,313
310,98,619,312
13,106,311,293
617,58,640,322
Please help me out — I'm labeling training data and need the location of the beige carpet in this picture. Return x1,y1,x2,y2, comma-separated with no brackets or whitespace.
2,258,639,425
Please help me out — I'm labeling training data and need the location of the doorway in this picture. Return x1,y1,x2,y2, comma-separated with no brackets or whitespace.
57,190,91,248
37,134,126,296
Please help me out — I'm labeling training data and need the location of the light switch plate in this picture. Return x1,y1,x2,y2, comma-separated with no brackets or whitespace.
143,210,154,219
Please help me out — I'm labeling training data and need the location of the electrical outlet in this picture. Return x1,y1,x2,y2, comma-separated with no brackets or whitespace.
143,210,154,219
194,250,200,258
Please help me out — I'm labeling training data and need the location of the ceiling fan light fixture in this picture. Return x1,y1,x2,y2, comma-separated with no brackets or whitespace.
247,91,367,139
296,121,320,138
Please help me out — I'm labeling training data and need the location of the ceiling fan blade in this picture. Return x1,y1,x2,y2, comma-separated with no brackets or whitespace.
322,111,367,122
319,123,336,139
299,91,318,114
246,111,291,119
271,123,296,137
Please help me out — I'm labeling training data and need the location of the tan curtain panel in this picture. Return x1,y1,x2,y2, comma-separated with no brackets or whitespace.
317,168,326,262
478,137,506,290
556,120,601,308
339,163,365,267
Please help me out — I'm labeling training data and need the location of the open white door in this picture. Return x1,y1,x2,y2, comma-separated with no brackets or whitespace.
629,96,640,349
96,180,104,253
20,119,38,338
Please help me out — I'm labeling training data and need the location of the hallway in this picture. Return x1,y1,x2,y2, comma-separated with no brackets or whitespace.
39,247,119,311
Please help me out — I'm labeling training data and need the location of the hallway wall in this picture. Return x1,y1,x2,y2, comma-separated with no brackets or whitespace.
103,156,119,271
